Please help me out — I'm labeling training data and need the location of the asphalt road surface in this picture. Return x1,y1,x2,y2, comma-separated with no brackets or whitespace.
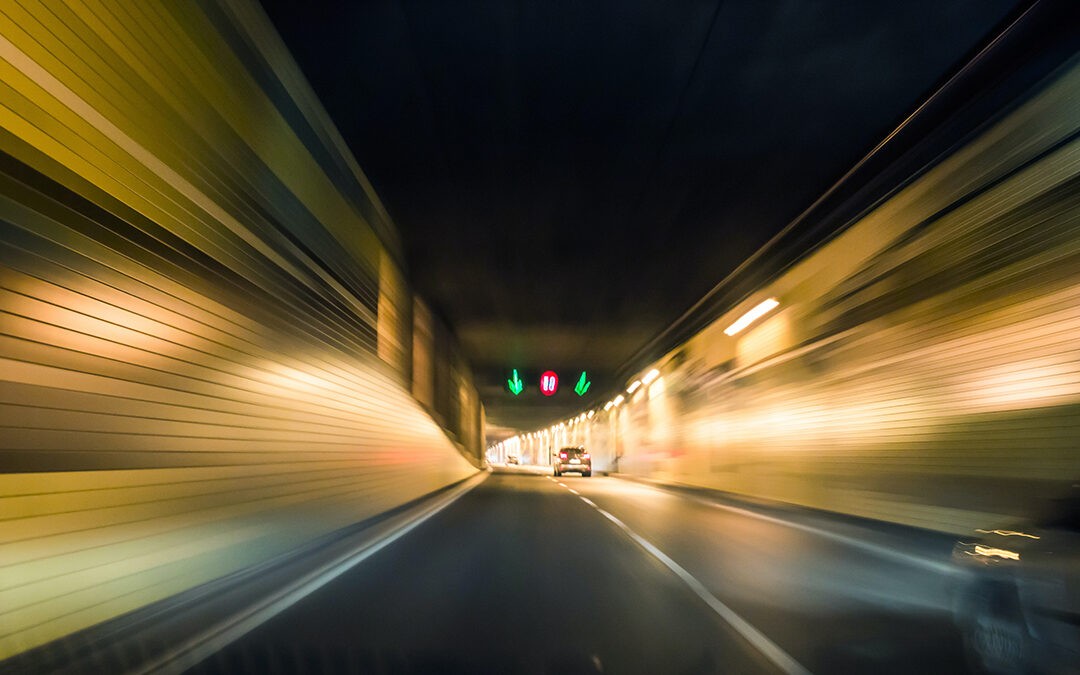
184,470,969,674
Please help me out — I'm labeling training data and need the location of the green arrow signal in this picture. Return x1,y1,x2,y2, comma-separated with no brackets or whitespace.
507,369,524,395
574,371,591,396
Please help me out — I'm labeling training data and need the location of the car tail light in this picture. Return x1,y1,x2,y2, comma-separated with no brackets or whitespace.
559,452,568,459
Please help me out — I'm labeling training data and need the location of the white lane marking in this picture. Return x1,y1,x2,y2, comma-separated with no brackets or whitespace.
140,472,490,675
567,488,579,496
584,497,813,675
557,482,567,488
580,497,597,508
632,481,957,576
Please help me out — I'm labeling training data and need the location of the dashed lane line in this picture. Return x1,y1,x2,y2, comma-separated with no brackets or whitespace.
553,480,813,675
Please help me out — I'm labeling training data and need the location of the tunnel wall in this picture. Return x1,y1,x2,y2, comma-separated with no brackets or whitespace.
0,0,480,659
535,57,1080,534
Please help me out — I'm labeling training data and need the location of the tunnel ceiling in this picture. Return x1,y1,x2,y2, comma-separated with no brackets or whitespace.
257,0,1022,436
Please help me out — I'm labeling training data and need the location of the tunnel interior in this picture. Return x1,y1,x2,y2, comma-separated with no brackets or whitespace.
1,1,1078,673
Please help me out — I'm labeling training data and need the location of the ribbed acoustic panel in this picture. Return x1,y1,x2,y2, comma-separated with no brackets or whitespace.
0,0,476,659
521,58,1080,534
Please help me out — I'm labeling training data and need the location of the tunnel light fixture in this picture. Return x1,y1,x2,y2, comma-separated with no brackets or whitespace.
642,368,660,385
603,400,614,411
626,380,642,394
724,297,779,336
587,410,595,418
613,394,625,406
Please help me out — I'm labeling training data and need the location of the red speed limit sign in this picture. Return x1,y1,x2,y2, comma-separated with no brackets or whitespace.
539,370,559,396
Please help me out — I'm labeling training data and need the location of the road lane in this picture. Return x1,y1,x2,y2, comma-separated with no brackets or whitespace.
558,475,970,674
185,472,780,674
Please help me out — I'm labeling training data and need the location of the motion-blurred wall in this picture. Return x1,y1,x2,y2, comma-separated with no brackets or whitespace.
533,56,1080,535
0,0,481,659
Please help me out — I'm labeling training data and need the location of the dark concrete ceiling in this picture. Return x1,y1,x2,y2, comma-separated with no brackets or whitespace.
258,0,1021,437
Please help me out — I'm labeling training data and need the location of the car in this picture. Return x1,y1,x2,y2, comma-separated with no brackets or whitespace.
951,485,1080,674
553,446,591,477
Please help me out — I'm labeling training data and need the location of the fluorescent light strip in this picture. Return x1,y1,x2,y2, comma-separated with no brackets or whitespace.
724,298,779,336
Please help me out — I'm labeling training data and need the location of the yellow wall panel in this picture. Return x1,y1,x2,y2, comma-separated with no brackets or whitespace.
560,60,1080,535
0,0,480,660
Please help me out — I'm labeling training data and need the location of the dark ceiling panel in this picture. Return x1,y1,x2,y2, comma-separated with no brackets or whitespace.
258,0,1023,433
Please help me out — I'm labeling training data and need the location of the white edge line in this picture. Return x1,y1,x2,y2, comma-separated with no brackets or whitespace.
143,471,489,675
706,501,957,575
586,498,813,675
630,480,958,577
